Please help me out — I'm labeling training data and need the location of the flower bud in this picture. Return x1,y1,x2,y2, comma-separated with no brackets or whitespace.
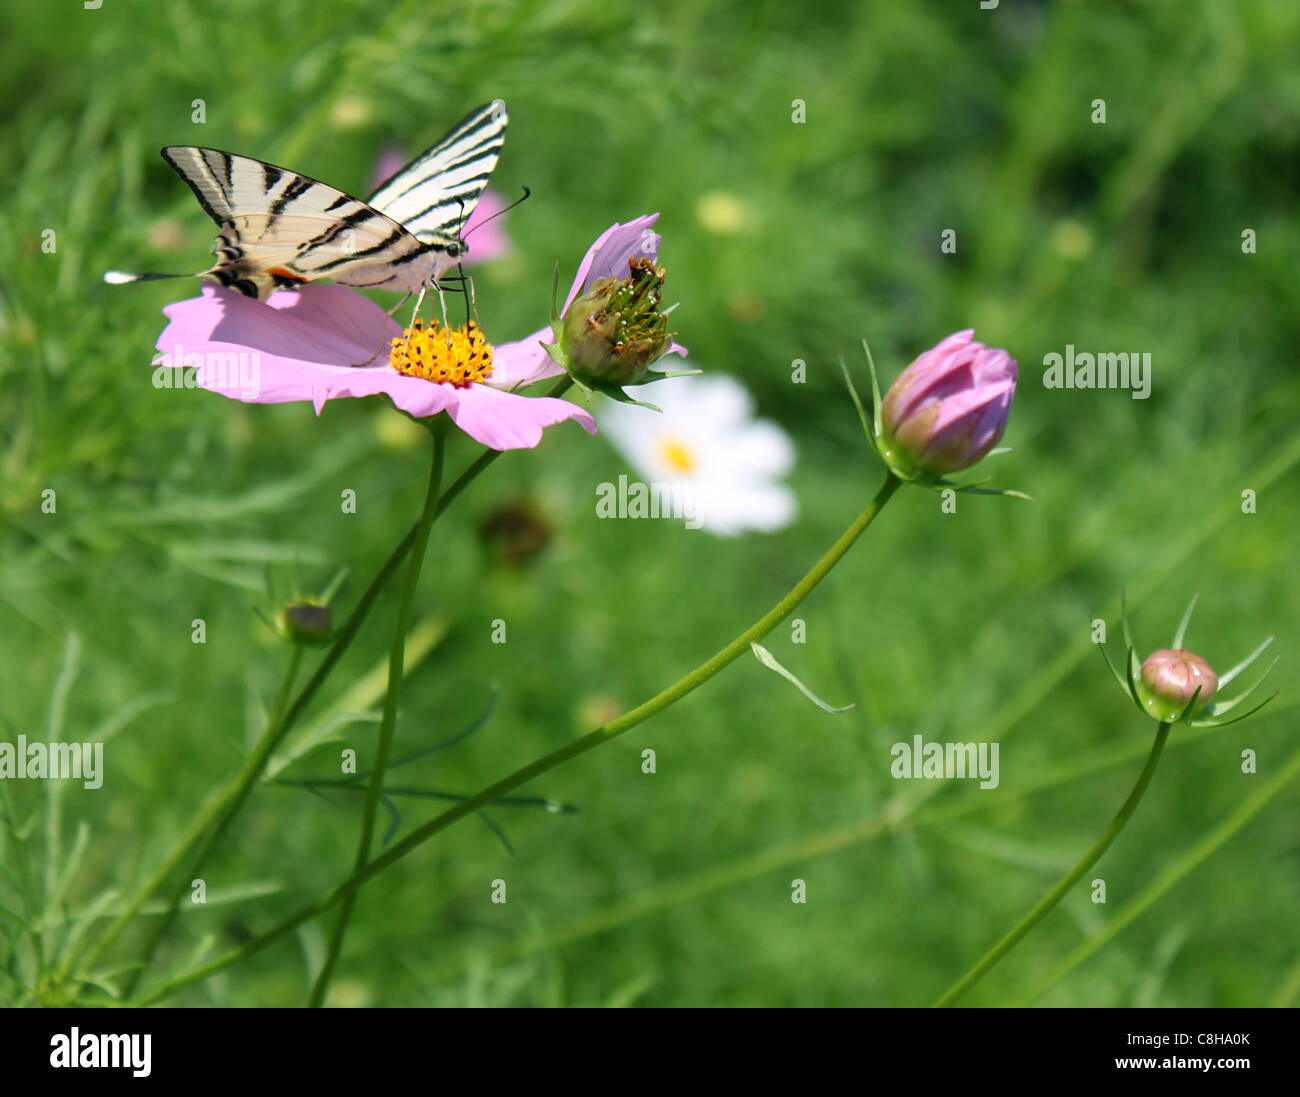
878,329,1016,478
559,257,675,393
1138,648,1218,722
282,601,333,646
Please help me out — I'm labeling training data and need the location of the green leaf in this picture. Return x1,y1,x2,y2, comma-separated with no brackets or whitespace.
542,339,568,370
1218,635,1274,688
1171,593,1199,649
837,353,874,443
1121,590,1136,653
1099,640,1135,702
1207,656,1279,715
861,339,884,440
1191,691,1279,728
750,642,855,714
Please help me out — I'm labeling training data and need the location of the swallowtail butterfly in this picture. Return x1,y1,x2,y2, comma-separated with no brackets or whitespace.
106,100,507,302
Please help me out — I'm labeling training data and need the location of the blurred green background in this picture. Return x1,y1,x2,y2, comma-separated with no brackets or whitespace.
1,0,1297,1007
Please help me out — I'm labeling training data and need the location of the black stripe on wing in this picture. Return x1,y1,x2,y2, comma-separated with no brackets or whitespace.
374,126,505,207
366,100,508,241
303,225,417,274
161,147,232,225
265,175,315,228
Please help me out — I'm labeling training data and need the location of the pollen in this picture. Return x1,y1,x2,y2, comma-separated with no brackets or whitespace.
390,319,494,387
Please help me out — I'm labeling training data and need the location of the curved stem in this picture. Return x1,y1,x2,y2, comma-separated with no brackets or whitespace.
933,719,1172,1008
132,473,903,1006
1017,738,1300,1006
76,518,418,977
75,378,574,989
308,424,447,1007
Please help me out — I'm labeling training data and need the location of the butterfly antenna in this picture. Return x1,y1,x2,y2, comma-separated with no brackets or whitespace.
462,185,531,242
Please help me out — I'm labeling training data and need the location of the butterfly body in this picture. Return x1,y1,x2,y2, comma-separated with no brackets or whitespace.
107,100,506,302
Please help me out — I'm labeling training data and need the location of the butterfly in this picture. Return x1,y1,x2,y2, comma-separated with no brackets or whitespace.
105,100,507,302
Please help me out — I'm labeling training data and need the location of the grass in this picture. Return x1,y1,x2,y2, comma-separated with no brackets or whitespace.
1,0,1298,1006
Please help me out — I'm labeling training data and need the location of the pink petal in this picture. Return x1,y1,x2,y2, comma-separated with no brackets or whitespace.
160,283,400,368
447,383,596,450
490,326,565,388
488,215,673,391
918,380,1015,466
154,284,592,449
564,214,662,312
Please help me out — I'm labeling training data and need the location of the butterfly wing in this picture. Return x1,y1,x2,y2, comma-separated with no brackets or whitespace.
367,100,508,247
160,147,436,300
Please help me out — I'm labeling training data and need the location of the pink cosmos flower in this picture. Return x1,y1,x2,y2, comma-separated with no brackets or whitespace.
153,283,595,450
491,213,686,389
879,329,1017,477
369,144,511,266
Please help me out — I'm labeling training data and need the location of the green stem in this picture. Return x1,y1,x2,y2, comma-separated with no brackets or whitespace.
74,378,574,990
74,519,417,978
933,720,1172,1008
308,424,447,1007
132,473,903,1006
113,644,304,997
1018,738,1300,1006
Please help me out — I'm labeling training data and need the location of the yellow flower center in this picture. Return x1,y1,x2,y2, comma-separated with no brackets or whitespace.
658,435,698,474
390,320,493,387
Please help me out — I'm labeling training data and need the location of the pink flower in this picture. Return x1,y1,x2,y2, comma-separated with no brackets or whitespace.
154,283,595,451
492,214,686,389
879,329,1017,477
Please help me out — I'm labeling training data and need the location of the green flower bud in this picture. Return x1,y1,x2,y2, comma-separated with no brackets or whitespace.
1137,648,1218,722
282,601,333,646
1101,594,1278,728
559,257,675,394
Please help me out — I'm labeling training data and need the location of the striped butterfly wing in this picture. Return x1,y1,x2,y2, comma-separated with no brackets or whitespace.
368,100,508,248
160,146,436,300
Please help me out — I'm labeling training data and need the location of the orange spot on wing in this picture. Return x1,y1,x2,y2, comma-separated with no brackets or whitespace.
268,267,306,282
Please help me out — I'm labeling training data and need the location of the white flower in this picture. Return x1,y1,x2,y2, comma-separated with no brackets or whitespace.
597,370,797,536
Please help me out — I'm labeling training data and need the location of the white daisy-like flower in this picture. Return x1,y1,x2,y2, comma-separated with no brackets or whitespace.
597,370,797,536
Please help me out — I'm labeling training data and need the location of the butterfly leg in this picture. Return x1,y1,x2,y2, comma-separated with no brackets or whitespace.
453,261,480,329
467,275,480,330
434,275,454,348
386,291,413,317
399,281,430,362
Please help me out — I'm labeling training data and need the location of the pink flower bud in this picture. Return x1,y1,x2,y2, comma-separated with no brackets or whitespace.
1139,649,1219,722
879,330,1017,477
